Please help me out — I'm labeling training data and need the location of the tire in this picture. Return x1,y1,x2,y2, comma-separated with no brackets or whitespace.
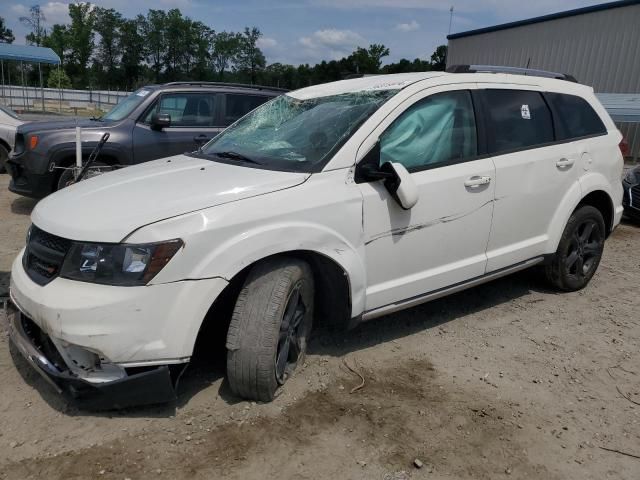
56,161,113,191
226,257,314,402
545,205,606,291
0,144,8,174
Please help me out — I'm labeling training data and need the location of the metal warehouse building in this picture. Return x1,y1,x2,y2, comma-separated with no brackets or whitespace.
446,0,640,159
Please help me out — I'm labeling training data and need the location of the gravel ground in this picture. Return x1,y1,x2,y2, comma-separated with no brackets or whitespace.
0,173,639,480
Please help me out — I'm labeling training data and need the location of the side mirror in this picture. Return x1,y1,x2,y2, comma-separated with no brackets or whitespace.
151,112,171,130
356,142,419,210
380,162,419,210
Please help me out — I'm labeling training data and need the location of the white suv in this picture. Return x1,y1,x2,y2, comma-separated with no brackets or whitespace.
8,70,624,407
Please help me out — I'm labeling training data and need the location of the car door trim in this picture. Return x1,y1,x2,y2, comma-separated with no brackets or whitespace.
361,256,544,321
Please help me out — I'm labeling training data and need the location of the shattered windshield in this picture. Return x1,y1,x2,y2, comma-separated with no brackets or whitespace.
199,90,396,172
102,88,152,121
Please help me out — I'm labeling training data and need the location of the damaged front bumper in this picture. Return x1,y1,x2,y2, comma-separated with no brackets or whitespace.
6,301,180,409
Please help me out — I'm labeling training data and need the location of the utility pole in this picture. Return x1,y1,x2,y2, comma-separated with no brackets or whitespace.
445,6,454,68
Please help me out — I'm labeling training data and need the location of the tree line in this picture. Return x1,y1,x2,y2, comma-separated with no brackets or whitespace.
0,4,447,92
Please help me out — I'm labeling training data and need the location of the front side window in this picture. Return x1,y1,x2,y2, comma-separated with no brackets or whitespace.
546,92,607,140
380,91,477,171
200,90,396,172
484,89,554,154
143,93,216,127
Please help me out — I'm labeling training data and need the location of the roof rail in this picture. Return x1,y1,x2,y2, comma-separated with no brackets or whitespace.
163,81,289,92
446,64,578,83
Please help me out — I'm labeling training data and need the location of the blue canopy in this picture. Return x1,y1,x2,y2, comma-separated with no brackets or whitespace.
0,44,60,64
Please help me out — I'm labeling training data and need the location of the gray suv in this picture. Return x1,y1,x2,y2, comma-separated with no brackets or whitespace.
7,82,286,198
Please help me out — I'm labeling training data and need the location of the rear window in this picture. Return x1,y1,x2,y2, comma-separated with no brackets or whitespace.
223,94,270,126
484,89,554,155
545,92,607,140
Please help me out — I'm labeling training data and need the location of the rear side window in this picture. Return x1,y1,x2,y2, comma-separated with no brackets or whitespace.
484,90,554,154
223,94,270,126
545,92,607,140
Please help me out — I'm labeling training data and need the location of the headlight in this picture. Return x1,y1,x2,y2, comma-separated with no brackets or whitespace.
60,239,182,286
624,168,639,186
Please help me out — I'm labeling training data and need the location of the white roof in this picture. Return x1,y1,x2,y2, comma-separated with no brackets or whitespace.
288,72,449,100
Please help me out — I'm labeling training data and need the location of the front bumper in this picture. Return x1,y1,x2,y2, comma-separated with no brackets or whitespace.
6,301,178,409
10,251,229,366
6,155,56,199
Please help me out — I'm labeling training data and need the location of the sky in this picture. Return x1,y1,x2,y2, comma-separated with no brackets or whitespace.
1,0,607,65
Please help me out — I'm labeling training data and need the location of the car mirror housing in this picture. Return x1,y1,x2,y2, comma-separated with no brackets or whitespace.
151,113,171,130
380,162,419,210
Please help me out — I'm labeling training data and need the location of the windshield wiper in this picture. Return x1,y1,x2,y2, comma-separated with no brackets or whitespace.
211,151,262,165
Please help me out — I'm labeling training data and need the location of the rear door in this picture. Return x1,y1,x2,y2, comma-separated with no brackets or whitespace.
132,92,222,163
479,87,582,272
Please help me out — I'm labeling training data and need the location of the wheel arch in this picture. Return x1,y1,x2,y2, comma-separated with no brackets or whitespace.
577,190,614,237
191,249,354,360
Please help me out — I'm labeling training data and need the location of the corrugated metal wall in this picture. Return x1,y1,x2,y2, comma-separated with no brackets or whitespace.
447,3,640,159
447,4,640,93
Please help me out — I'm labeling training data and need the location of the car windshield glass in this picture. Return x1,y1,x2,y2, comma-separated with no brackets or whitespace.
0,105,19,119
102,89,152,121
199,90,396,172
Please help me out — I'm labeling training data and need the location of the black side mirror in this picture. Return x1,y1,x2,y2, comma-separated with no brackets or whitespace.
151,113,171,130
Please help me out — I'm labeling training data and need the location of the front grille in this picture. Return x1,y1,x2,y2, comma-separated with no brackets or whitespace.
23,225,72,285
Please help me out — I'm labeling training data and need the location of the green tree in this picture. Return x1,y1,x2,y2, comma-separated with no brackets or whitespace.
430,45,447,71
141,10,167,81
47,67,72,89
189,21,214,80
0,16,15,43
93,7,123,80
42,24,68,65
20,5,47,46
66,2,95,86
234,27,266,83
212,31,242,80
119,17,145,88
164,9,188,79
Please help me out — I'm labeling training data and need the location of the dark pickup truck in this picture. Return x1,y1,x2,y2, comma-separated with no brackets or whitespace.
7,82,286,198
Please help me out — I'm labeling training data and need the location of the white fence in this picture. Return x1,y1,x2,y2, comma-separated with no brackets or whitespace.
0,84,131,112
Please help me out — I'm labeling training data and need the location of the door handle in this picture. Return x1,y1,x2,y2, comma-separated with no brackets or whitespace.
464,176,491,188
556,158,575,169
194,134,211,143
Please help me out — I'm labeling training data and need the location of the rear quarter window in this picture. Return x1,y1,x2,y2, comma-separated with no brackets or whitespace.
545,92,607,140
483,89,554,155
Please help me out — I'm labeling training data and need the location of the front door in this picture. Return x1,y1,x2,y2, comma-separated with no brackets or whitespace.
132,92,223,164
357,87,496,312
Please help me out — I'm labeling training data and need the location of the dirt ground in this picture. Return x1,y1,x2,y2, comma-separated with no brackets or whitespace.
0,173,639,480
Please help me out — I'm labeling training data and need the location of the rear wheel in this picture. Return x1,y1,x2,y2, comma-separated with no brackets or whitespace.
226,257,314,401
0,144,8,173
545,205,605,291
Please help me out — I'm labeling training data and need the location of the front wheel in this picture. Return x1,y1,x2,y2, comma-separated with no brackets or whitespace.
56,161,113,190
226,257,314,401
545,205,605,291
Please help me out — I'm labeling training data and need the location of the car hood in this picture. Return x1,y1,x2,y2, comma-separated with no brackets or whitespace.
32,154,310,242
18,118,111,135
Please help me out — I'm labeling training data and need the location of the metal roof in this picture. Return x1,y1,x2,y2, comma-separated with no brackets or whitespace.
448,0,640,40
596,93,640,123
0,44,60,64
